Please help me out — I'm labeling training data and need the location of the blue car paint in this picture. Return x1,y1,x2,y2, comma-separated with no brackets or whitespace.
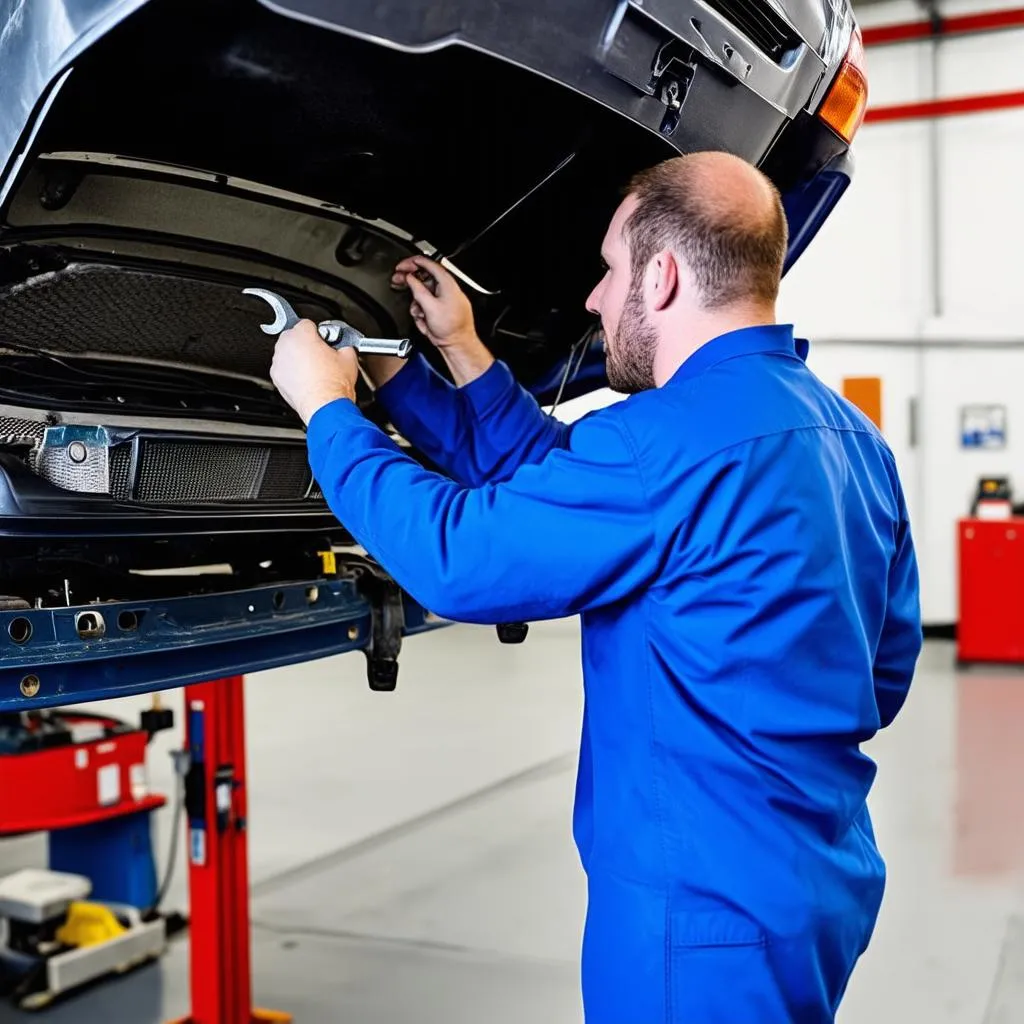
781,155,854,274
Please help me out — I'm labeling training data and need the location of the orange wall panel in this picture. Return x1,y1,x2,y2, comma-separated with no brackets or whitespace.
842,376,883,430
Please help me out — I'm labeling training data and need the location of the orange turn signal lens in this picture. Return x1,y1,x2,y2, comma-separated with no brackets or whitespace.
818,27,869,143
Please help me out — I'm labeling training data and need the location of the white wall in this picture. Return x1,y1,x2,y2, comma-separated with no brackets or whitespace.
780,0,1024,624
558,2,1021,623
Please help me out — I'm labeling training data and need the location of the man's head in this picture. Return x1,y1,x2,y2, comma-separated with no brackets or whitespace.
586,152,789,393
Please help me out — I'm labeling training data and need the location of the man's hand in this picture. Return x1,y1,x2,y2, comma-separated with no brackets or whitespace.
381,256,494,388
391,256,477,350
270,320,358,426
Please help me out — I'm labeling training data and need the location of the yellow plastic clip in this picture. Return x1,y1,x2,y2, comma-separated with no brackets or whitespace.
56,901,126,948
318,550,337,575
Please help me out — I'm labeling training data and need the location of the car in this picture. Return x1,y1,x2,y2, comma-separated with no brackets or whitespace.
0,0,867,708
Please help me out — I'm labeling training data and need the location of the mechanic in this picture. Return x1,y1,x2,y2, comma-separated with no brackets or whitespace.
269,151,922,1023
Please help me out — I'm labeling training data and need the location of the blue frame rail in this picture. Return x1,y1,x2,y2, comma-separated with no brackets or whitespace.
0,579,440,709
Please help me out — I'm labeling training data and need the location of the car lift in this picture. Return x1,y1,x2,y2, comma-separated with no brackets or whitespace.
171,629,529,1023
168,676,290,1024
0,677,285,1020
0,562,521,1020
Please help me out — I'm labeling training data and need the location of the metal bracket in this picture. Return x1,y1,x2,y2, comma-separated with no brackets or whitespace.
600,7,696,137
496,622,529,644
358,573,405,692
651,41,695,136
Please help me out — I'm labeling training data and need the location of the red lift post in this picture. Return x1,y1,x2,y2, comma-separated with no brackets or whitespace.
168,676,290,1024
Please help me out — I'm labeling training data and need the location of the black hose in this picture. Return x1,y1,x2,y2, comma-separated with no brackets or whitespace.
145,755,188,918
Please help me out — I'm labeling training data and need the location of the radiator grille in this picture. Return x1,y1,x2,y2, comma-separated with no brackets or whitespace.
260,445,313,500
135,441,269,503
128,439,316,504
109,445,134,501
0,264,336,380
12,419,322,506
701,0,801,62
0,416,46,445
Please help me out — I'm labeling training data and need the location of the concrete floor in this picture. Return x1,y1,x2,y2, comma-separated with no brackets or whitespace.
2,622,1023,1022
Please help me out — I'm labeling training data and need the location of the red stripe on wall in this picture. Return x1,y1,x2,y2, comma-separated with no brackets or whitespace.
862,8,1024,48
866,90,1024,124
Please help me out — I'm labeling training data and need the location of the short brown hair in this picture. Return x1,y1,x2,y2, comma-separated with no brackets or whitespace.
623,156,788,310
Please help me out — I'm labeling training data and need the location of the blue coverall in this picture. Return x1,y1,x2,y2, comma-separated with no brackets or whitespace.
306,324,922,1023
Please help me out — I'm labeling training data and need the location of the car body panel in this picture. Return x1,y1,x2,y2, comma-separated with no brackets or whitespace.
0,1,150,201
258,0,838,118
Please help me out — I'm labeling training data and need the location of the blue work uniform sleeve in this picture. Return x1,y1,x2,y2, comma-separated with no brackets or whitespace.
374,353,568,487
874,494,922,728
306,398,657,623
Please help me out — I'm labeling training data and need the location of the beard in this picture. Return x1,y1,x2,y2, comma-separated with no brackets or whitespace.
604,283,658,395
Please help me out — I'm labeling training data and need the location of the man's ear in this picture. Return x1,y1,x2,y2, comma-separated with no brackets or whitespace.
650,250,679,312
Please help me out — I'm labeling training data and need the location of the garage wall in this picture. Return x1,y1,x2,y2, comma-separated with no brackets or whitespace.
780,0,1024,624
559,2,1021,626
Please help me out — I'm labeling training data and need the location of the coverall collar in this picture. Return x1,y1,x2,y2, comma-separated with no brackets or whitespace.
666,323,807,387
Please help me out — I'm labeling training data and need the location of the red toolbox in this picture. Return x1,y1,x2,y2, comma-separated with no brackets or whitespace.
0,713,165,836
958,518,1024,663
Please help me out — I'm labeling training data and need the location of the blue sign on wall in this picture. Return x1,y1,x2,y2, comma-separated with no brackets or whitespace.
961,405,1007,450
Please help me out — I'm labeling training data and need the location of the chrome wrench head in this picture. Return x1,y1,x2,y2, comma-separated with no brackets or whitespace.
243,289,412,358
242,287,301,336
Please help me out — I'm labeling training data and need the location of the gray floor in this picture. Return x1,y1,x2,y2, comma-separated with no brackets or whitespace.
3,623,1024,1022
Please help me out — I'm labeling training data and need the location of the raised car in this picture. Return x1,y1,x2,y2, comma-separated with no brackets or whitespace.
0,0,867,707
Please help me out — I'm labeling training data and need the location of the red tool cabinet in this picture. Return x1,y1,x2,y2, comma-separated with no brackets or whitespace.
958,518,1024,663
0,716,165,836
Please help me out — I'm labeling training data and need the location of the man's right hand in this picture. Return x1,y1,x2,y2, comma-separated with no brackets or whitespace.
385,256,495,388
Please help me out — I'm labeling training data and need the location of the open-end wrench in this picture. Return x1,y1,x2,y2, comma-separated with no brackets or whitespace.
242,288,412,358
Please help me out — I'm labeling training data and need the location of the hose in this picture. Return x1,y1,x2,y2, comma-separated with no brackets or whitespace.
145,748,190,918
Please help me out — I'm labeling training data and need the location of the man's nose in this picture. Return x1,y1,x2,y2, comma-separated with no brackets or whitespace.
585,281,602,315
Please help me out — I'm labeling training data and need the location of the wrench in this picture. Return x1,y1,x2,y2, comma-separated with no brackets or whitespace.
242,288,412,358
